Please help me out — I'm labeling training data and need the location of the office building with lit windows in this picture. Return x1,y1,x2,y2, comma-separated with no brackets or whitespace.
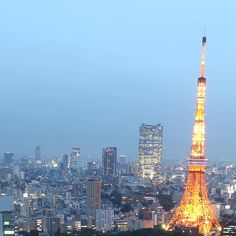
138,123,163,180
102,147,117,176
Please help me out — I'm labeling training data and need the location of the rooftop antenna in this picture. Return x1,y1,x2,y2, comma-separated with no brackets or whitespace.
200,30,206,78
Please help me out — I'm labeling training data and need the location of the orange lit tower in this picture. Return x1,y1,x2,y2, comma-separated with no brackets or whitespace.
165,37,222,235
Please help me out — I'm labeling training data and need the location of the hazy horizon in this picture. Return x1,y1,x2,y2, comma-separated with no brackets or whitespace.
0,1,236,162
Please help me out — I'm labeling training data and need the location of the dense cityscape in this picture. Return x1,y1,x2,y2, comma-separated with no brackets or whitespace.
1,123,236,236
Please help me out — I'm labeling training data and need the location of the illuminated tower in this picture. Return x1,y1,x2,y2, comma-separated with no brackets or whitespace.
165,37,221,235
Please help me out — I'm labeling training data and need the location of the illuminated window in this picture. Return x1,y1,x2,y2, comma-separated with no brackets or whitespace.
4,230,14,235
3,221,10,225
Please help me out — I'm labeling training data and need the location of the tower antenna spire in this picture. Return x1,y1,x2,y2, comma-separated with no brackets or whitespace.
200,35,207,77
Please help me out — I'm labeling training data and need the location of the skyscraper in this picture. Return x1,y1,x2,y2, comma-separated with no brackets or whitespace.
119,155,129,175
62,153,70,169
102,147,117,176
86,161,99,176
138,124,163,180
35,146,41,162
70,147,80,169
86,177,101,218
3,153,14,166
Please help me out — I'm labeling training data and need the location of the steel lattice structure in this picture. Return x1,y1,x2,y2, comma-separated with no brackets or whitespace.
165,37,222,235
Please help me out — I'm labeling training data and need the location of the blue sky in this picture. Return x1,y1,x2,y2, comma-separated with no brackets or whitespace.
0,1,235,162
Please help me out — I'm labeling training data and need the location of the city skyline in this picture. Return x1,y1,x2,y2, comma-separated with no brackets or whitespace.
1,2,236,236
0,1,235,161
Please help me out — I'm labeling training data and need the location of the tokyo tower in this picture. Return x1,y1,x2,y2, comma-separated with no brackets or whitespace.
165,37,222,235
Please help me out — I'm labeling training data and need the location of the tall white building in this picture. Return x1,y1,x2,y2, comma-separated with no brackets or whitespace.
95,208,114,232
138,124,163,180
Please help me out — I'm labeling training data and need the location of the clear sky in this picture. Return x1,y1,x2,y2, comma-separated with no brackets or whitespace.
0,1,235,162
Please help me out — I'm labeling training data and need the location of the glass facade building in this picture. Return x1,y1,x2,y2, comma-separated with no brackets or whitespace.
138,123,163,180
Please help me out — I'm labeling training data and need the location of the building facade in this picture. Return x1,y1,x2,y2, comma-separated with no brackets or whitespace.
46,217,60,236
62,154,70,169
138,124,163,180
35,146,41,162
70,147,80,169
0,196,15,236
86,177,101,217
3,153,14,166
95,208,114,232
102,147,117,176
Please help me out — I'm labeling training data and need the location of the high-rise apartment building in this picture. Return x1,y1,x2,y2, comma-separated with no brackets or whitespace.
86,177,101,217
138,123,163,180
102,147,117,176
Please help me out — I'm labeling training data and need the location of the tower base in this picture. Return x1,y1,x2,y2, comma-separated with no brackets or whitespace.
166,169,222,235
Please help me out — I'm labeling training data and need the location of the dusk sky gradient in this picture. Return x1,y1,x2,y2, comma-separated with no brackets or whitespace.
0,1,235,162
